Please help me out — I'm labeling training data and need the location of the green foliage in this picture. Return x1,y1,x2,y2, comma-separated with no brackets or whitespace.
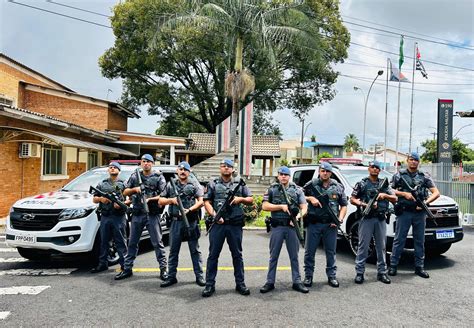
100,0,350,136
310,134,316,142
421,138,474,163
243,195,264,223
317,152,333,162
155,110,207,137
279,158,290,167
344,133,361,152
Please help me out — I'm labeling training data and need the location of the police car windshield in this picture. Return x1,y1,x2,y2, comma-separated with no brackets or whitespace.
62,169,133,192
338,168,392,188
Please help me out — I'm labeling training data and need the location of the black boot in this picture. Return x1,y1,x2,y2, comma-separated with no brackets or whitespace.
388,266,397,276
303,276,313,287
90,265,108,273
202,285,215,297
160,277,178,288
415,267,430,278
236,284,250,296
377,273,391,284
259,283,275,294
160,268,168,281
196,277,206,287
114,269,133,280
328,277,339,288
354,273,364,284
292,282,309,294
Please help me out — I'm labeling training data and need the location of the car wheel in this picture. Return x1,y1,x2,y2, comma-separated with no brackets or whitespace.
348,220,378,264
17,247,52,262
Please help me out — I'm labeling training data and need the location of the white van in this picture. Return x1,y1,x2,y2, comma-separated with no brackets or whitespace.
5,165,199,265
290,164,464,260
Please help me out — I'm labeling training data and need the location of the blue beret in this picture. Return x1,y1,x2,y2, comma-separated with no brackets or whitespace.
220,159,234,167
109,162,121,171
408,152,420,161
278,166,291,175
369,160,382,169
141,154,154,162
319,162,333,172
178,161,191,172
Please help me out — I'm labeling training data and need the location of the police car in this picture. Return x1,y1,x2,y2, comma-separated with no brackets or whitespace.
290,164,464,261
5,165,200,265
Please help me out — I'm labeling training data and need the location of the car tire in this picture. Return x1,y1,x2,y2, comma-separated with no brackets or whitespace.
17,247,52,262
348,220,378,264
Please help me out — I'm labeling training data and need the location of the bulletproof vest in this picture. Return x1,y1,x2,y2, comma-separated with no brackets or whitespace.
269,183,299,226
131,171,163,214
397,170,428,208
307,179,340,223
360,177,390,216
212,178,244,223
169,180,198,220
97,178,126,215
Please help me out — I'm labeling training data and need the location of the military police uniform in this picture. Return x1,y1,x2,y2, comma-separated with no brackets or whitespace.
261,176,307,292
91,170,128,272
389,161,435,277
303,163,347,288
203,173,252,296
352,165,393,284
121,168,168,277
161,174,204,286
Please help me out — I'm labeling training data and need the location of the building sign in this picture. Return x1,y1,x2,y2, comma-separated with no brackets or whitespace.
437,99,453,164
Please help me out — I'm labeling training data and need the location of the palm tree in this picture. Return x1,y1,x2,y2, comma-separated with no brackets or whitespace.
163,0,321,165
344,133,361,153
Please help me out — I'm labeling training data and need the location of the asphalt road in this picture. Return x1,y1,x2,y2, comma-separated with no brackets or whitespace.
1,227,473,326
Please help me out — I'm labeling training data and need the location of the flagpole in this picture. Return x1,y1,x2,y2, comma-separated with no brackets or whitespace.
395,78,401,169
408,41,417,153
384,57,389,169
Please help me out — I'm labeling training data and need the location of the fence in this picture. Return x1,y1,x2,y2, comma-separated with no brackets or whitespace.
434,180,474,215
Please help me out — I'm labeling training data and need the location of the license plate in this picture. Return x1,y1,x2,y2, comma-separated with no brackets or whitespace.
436,230,454,239
14,235,36,243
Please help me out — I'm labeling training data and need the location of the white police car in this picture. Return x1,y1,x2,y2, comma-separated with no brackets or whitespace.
6,165,200,265
290,164,464,261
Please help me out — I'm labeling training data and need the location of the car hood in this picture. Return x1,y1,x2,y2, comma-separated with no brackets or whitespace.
429,195,457,207
13,191,94,210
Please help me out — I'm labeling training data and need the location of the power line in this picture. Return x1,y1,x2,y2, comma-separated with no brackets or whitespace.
342,14,474,49
8,0,112,29
46,0,110,18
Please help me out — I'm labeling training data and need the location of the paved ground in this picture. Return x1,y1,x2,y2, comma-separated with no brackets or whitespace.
0,227,473,326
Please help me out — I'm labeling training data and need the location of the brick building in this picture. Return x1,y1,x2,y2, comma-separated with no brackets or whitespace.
0,53,143,216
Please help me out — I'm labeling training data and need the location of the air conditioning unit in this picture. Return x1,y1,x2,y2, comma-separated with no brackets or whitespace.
19,143,41,158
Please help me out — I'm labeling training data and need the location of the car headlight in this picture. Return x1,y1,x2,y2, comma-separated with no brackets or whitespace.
59,206,96,221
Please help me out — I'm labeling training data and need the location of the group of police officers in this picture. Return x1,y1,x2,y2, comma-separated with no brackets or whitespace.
91,151,439,296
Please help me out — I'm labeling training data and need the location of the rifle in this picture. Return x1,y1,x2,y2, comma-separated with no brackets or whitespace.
135,168,150,215
169,175,197,240
206,178,246,235
89,185,130,214
279,184,305,248
306,183,349,240
399,176,437,225
360,178,389,219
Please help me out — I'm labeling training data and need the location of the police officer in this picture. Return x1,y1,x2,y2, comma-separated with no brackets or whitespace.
389,152,440,278
350,160,397,284
159,161,205,288
302,162,347,288
91,162,128,273
202,159,253,297
115,154,168,281
260,166,308,294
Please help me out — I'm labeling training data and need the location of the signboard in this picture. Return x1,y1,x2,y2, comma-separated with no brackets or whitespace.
437,99,453,164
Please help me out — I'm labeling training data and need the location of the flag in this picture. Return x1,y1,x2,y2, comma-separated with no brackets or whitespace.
389,58,409,82
416,45,428,78
399,35,404,69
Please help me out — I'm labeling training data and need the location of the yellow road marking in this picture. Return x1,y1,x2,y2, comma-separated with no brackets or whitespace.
115,266,291,273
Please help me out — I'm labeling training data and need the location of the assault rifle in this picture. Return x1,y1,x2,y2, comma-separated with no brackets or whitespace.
306,183,349,240
360,178,389,219
135,168,149,215
399,176,437,226
89,185,130,214
279,184,305,248
170,175,197,240
206,178,246,235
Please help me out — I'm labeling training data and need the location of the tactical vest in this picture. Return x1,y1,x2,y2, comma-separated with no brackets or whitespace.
359,177,390,217
97,178,126,216
269,183,299,226
397,169,428,210
169,180,199,221
131,171,163,215
212,178,244,224
306,179,340,224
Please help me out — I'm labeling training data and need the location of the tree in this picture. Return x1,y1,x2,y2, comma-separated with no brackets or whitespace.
421,139,474,163
344,133,360,152
155,110,207,136
310,134,316,142
100,0,349,138
317,151,332,162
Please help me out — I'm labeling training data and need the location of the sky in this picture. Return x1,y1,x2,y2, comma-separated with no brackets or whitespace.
1,0,473,154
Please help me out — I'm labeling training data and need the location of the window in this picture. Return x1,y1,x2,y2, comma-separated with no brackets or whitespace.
292,169,316,187
88,151,98,169
0,95,14,106
333,148,340,156
43,144,63,175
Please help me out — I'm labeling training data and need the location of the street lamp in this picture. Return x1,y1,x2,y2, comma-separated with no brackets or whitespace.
454,124,472,138
299,120,312,164
354,70,383,159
